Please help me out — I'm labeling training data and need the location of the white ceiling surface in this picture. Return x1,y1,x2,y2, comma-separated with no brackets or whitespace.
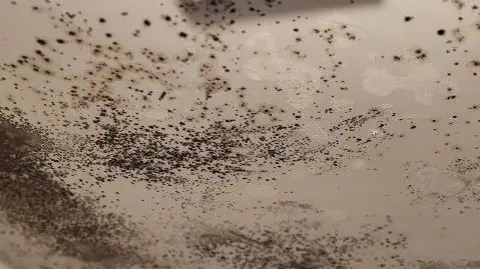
0,0,480,269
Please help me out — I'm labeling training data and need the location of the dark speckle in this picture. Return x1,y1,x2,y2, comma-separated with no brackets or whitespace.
36,38,47,46
446,95,457,100
437,29,446,36
469,60,480,67
159,91,167,100
415,48,427,60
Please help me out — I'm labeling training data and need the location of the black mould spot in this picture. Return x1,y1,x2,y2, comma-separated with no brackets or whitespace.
159,92,167,100
404,16,414,22
470,60,480,67
415,49,427,60
437,29,446,36
143,19,151,27
446,95,457,100
36,38,47,46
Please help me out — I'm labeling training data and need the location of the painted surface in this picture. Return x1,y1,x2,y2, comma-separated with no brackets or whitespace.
0,0,480,268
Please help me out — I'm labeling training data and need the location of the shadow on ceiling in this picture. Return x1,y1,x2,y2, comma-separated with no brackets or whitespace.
178,0,382,25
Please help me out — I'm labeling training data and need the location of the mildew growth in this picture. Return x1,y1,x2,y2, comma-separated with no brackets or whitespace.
186,214,408,269
1,0,480,268
0,113,157,268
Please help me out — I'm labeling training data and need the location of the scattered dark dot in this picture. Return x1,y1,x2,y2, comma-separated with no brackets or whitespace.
163,15,172,21
36,38,47,46
159,92,167,100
